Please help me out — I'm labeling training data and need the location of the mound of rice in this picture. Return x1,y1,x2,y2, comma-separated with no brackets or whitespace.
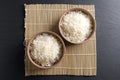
61,11,92,43
30,33,62,67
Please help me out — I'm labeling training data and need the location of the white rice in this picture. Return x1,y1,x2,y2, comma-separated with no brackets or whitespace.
30,33,62,67
61,11,92,43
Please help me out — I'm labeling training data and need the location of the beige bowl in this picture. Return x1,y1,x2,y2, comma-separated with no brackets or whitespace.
27,31,66,69
59,8,96,44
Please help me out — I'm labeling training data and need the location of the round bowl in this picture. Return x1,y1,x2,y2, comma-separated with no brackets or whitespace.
27,31,66,69
59,8,96,44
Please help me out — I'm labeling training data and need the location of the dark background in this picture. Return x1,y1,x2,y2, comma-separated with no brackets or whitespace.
0,0,120,80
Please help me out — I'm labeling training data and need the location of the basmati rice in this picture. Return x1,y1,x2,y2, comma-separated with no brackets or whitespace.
30,33,62,67
61,11,92,43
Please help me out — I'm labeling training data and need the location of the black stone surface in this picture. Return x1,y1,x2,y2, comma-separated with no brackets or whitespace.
0,0,120,80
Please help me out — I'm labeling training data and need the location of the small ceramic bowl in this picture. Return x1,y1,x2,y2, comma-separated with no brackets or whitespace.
59,8,96,44
27,31,66,69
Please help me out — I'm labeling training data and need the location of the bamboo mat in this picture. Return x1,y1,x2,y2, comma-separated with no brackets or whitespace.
24,4,96,76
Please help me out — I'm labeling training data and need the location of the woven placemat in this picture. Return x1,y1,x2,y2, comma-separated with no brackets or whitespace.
24,4,96,76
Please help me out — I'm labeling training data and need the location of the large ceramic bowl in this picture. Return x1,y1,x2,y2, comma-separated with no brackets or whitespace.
27,31,66,69
59,8,96,44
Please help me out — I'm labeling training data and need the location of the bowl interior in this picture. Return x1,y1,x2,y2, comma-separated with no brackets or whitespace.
59,8,96,44
27,31,66,69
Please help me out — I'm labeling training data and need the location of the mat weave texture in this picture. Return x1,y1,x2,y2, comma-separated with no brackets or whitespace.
24,4,96,76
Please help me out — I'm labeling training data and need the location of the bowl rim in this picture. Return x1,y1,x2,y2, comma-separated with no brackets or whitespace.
27,31,66,69
59,8,96,45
